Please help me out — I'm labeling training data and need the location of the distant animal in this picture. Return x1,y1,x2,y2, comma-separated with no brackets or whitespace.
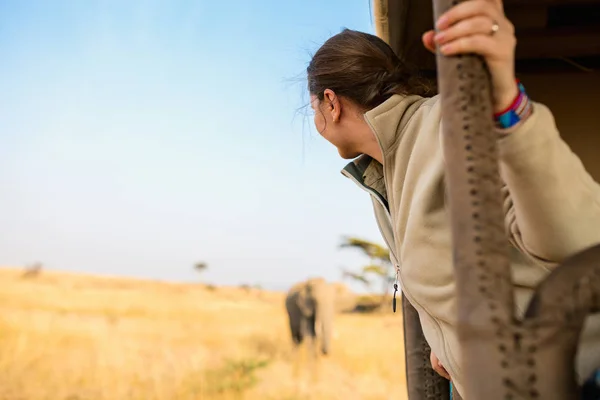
21,262,43,279
285,277,335,356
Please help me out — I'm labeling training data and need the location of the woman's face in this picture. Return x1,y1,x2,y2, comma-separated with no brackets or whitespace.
310,94,328,136
310,93,362,159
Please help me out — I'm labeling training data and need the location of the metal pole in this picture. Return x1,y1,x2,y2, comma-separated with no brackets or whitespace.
402,293,451,400
431,0,600,398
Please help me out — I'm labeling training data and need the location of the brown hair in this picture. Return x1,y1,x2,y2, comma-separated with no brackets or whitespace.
307,29,435,111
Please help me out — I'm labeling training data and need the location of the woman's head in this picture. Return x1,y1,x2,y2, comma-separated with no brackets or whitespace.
307,29,434,159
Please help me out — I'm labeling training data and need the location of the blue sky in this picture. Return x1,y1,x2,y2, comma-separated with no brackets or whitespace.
0,0,385,291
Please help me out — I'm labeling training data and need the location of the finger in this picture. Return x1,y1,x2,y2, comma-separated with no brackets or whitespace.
434,15,494,45
434,363,451,380
437,0,501,30
422,30,436,53
488,0,504,9
439,34,500,57
430,352,451,380
430,351,438,368
481,0,503,6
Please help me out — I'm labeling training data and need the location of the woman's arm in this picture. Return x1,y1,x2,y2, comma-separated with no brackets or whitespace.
498,102,600,264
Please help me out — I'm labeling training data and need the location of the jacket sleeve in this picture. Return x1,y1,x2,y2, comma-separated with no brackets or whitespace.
497,101,600,266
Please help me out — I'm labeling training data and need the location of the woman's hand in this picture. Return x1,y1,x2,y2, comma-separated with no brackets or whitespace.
430,351,451,380
422,0,519,112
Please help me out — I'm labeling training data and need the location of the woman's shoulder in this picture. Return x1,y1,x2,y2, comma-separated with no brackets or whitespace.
393,93,442,131
390,93,441,118
368,93,439,123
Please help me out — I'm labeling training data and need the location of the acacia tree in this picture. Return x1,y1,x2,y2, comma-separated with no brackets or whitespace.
339,236,394,304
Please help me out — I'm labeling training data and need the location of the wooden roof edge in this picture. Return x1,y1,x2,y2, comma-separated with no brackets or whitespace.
372,0,390,44
371,0,600,73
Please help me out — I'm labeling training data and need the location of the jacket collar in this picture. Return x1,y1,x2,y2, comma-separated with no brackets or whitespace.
340,94,428,204
364,93,427,157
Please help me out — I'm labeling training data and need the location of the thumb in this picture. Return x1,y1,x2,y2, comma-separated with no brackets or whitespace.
422,30,436,54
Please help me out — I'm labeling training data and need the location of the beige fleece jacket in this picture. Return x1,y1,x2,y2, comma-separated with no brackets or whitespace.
341,93,600,397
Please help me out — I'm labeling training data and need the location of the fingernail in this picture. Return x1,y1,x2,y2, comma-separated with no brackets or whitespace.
434,32,445,42
436,15,449,29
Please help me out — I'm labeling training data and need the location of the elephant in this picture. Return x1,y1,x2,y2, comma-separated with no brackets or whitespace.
285,277,336,356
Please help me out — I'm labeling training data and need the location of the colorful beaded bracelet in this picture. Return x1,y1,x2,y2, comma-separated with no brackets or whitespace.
493,79,533,130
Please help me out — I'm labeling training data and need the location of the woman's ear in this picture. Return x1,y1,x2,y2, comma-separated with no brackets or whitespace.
323,89,341,123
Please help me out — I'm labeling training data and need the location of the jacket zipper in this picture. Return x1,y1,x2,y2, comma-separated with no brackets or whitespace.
341,171,399,264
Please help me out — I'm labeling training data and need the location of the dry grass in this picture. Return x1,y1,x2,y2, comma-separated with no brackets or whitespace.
0,267,407,400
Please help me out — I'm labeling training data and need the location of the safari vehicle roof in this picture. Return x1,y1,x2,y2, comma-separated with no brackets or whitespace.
372,0,600,73
371,0,600,179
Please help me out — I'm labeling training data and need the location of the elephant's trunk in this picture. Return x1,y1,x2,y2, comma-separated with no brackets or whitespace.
317,290,335,355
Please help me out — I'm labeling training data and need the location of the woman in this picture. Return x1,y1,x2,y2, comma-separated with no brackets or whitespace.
306,0,600,396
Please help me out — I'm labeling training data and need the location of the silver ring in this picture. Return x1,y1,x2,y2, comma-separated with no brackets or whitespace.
490,21,499,36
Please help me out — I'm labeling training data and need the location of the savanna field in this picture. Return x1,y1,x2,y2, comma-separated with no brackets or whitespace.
0,268,408,400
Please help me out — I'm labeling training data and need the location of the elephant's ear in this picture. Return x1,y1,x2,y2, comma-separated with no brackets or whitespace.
333,282,350,296
294,285,310,314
